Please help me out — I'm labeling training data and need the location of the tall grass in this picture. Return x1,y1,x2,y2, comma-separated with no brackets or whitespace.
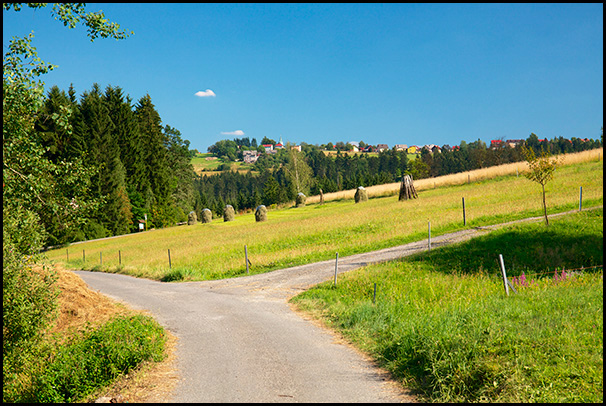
290,209,603,402
45,155,602,281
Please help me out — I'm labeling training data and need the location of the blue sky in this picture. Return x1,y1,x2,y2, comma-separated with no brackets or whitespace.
3,3,603,152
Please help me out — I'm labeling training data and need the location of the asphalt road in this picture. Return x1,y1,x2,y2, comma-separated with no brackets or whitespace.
73,211,584,402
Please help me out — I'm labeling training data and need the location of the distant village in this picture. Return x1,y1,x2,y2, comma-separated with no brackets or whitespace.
236,136,596,164
242,137,523,165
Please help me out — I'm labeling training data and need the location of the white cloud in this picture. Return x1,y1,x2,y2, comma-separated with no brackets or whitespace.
221,130,245,136
195,89,216,97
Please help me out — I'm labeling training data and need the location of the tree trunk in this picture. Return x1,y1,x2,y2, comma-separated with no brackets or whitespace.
541,185,549,225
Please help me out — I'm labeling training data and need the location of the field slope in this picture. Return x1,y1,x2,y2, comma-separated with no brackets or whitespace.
45,152,602,282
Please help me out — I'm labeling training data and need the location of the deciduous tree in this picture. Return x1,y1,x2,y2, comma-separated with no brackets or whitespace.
521,144,562,226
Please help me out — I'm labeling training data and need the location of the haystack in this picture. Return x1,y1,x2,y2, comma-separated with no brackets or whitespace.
255,205,267,222
201,208,212,223
354,186,368,203
224,205,235,222
187,210,197,225
296,192,306,207
399,174,418,201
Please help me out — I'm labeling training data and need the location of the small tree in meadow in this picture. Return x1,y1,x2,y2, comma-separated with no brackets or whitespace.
521,144,562,226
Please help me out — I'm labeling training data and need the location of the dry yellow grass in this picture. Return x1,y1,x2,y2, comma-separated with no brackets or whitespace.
307,148,602,204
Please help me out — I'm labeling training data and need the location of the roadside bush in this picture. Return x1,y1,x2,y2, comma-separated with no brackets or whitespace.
27,314,166,403
3,206,59,402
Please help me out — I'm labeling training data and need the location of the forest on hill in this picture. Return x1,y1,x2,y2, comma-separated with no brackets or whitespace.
196,132,602,217
23,84,603,247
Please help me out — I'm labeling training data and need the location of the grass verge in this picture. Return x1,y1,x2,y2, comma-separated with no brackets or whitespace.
290,208,603,402
3,267,172,403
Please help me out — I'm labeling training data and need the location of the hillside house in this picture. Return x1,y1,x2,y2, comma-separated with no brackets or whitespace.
243,150,260,163
262,144,273,153
490,140,504,149
376,144,389,152
290,145,302,152
506,139,523,148
394,144,408,151
407,145,419,154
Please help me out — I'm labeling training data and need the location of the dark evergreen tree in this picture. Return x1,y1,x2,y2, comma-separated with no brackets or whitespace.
77,84,132,236
135,94,173,227
164,124,195,219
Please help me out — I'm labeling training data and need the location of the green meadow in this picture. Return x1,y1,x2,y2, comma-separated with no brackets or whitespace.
46,159,603,282
291,208,603,402
191,152,254,174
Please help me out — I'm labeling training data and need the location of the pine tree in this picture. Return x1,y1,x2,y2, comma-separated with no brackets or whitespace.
135,94,172,227
77,84,132,236
164,124,195,218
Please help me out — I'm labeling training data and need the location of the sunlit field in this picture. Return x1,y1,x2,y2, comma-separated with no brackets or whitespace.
45,150,602,281
307,148,602,203
291,208,603,402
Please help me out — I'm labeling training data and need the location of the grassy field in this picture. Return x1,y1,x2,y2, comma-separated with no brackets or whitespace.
307,148,603,204
46,150,602,282
190,152,255,175
290,208,603,402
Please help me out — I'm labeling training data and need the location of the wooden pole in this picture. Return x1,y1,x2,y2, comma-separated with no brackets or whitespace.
168,249,172,269
499,254,509,296
83,249,85,263
428,221,431,251
334,253,339,287
100,252,102,267
462,197,466,226
66,248,69,262
373,283,377,304
119,250,121,265
579,186,583,211
245,245,249,274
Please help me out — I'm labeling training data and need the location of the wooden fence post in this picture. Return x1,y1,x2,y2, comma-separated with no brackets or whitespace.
83,249,85,263
428,221,431,251
499,254,509,296
462,197,466,226
373,283,377,304
245,245,249,274
168,249,172,269
498,254,518,295
334,253,339,287
579,186,583,211
119,250,121,265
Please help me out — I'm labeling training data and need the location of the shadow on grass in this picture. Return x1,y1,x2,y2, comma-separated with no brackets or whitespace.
412,209,603,277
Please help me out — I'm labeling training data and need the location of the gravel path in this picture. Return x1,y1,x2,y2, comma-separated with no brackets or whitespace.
73,209,590,403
